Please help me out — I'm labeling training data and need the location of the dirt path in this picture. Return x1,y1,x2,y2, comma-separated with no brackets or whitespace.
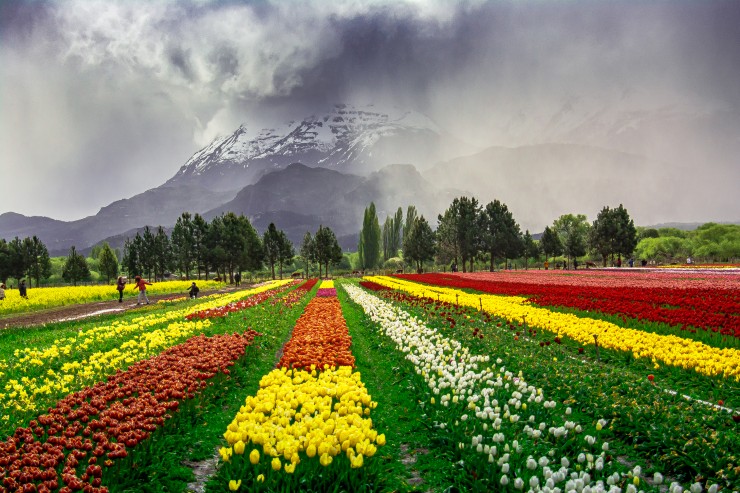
0,286,242,330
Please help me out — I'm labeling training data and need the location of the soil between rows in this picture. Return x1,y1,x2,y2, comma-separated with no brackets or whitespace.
0,285,245,330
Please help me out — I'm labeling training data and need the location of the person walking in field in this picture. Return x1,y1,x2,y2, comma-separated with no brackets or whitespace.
116,276,126,303
0,283,6,301
188,282,200,299
19,280,27,298
133,275,152,305
234,272,241,286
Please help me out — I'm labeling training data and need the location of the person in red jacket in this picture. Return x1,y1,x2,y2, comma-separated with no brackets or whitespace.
133,275,152,305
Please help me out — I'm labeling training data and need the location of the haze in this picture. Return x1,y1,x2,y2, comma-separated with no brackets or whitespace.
1,0,739,231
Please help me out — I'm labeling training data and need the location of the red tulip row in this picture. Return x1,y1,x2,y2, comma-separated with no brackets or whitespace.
396,273,740,337
185,284,293,320
277,297,356,370
460,270,740,290
0,331,259,493
270,279,318,307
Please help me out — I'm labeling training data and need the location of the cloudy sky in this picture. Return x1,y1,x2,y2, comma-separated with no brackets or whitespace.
1,0,739,225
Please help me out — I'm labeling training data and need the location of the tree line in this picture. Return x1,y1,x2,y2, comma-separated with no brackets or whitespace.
122,212,343,282
357,198,644,272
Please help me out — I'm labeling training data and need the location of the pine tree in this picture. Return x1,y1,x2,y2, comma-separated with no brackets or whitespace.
62,246,91,286
403,216,436,273
98,242,119,283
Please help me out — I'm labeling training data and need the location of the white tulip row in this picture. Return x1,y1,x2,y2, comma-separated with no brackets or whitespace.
344,284,699,493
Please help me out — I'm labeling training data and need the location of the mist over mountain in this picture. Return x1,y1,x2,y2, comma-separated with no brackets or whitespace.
1,98,738,254
165,104,474,193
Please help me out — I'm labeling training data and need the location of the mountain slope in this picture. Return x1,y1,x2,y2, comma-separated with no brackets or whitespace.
206,162,464,247
165,104,475,192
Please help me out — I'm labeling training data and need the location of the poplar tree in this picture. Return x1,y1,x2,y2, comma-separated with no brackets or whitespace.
359,202,381,270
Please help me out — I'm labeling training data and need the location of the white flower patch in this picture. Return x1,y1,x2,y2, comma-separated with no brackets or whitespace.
345,283,692,493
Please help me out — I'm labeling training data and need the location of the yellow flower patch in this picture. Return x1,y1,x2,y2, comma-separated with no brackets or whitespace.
221,366,384,475
366,276,740,380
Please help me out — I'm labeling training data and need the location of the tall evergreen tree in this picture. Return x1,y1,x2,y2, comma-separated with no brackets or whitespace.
0,239,10,283
540,226,563,262
152,226,173,281
522,230,540,269
62,246,91,286
439,197,480,272
277,231,295,280
171,212,195,279
479,200,522,271
590,206,617,267
613,204,638,260
7,237,27,282
23,236,51,287
382,216,393,261
98,242,119,283
263,223,281,280
315,225,343,278
435,207,459,268
140,227,157,280
403,216,436,273
404,205,418,246
299,232,315,278
122,237,140,277
192,213,209,280
359,202,381,270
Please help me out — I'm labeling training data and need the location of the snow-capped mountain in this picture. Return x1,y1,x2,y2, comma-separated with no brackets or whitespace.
164,104,473,192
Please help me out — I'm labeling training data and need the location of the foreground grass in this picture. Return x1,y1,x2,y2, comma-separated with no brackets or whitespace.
337,280,468,492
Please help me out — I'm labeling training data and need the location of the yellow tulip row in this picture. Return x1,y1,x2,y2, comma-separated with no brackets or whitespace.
1,318,212,420
0,279,226,316
319,280,335,289
0,280,291,423
11,281,289,371
366,276,740,381
221,366,385,478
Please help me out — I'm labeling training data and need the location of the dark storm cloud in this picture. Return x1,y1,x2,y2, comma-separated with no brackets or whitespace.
1,0,739,224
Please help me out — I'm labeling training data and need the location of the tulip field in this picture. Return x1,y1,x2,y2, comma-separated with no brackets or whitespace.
0,271,738,492
0,280,227,318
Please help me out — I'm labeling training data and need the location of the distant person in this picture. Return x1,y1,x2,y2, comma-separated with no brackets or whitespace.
573,258,578,270
451,262,458,273
234,272,241,286
687,257,693,265
641,259,648,267
628,258,634,268
544,260,549,270
19,279,27,298
188,282,200,299
0,283,5,301
116,276,126,303
133,275,152,305
616,257,622,268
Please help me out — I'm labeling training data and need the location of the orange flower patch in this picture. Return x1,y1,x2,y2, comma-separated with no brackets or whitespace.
278,297,355,370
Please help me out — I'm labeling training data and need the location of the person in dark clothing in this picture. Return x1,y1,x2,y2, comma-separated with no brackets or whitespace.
188,282,200,299
234,272,241,286
116,276,126,303
19,280,27,298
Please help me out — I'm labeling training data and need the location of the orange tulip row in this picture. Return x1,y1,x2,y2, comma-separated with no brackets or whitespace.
277,297,356,370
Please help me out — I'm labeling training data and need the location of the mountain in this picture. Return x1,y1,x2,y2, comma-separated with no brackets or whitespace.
424,143,695,232
1,185,233,256
165,104,475,192
206,162,464,247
